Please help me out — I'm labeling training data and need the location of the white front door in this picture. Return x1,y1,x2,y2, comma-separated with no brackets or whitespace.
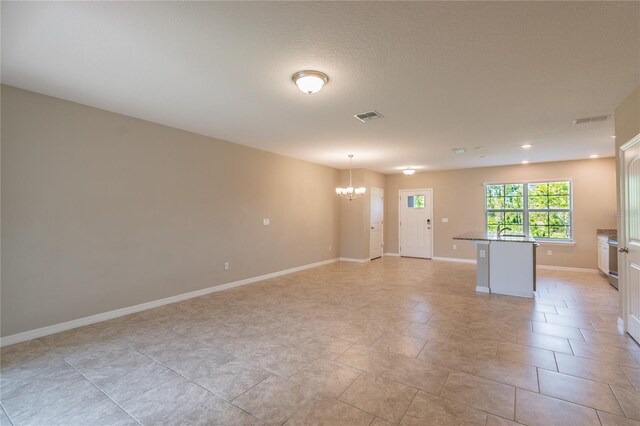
399,189,433,259
621,134,640,343
370,187,384,259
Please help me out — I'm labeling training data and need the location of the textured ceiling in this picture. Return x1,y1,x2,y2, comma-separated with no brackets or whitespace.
2,1,639,173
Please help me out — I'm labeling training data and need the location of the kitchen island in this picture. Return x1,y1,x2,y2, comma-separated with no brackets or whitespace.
453,232,537,298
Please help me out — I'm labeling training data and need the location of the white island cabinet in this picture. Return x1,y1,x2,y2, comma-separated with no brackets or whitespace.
454,232,537,298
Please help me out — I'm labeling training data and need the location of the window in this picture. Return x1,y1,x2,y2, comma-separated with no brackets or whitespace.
485,180,572,240
408,195,425,208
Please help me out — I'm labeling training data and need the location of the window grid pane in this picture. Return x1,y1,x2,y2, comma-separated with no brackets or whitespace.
486,181,571,240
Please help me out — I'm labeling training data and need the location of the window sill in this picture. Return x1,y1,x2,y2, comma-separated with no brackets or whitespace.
536,240,576,246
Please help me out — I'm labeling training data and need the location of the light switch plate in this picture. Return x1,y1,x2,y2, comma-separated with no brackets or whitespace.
263,218,270,226
442,218,449,223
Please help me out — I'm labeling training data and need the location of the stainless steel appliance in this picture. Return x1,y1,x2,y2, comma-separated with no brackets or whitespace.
608,237,618,290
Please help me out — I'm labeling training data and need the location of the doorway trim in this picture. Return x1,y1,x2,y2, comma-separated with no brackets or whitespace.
370,187,384,260
618,132,640,334
398,188,434,259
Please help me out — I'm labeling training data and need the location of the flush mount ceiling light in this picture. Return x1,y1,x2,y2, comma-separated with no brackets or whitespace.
336,155,366,201
590,154,600,158
521,144,532,149
402,168,416,175
521,160,529,164
292,70,329,94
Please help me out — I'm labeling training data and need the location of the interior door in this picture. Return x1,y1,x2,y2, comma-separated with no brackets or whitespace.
621,135,640,343
399,189,432,259
370,187,384,259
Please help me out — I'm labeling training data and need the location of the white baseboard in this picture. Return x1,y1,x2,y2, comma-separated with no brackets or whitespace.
536,265,599,273
0,257,340,347
383,252,400,257
339,257,371,263
432,256,477,264
476,286,490,293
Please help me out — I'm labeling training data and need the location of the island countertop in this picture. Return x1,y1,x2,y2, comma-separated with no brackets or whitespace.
453,232,537,243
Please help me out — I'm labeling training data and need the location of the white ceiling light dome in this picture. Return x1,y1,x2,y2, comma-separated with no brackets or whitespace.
402,168,416,175
292,70,329,94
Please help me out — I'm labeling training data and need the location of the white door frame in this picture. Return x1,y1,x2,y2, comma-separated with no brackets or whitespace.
618,132,640,334
398,188,434,259
370,187,384,260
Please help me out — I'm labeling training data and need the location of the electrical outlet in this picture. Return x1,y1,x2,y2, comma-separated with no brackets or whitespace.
263,218,270,226
547,250,552,256
453,244,457,250
480,249,486,258
224,262,230,270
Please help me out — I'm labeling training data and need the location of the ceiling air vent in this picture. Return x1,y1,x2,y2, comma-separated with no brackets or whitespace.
354,111,384,122
452,147,466,154
573,115,610,125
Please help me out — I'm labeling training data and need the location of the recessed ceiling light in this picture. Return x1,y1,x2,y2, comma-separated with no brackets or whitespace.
291,70,329,94
480,155,488,159
521,144,532,149
590,154,599,158
474,146,483,150
610,135,616,139
452,147,465,154
521,160,529,164
402,168,416,175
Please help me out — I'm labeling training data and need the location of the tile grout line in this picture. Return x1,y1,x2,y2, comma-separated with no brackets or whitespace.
536,379,629,416
63,359,143,426
620,367,640,393
513,383,517,422
229,373,273,405
277,390,320,426
335,372,362,401
397,386,419,425
0,401,16,426
607,383,627,419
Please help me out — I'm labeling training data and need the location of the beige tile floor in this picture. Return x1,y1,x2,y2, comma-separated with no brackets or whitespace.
1,257,640,425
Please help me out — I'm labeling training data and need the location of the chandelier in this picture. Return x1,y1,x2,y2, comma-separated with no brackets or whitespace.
336,155,366,201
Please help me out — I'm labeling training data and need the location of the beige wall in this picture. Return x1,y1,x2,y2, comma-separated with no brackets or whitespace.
1,85,341,337
338,169,386,259
385,158,617,269
1,83,624,337
614,85,640,238
615,86,640,149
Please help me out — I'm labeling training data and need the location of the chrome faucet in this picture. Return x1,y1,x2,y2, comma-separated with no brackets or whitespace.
497,224,512,238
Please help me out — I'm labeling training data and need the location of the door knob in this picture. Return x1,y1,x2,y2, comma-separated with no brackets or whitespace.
619,247,629,253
